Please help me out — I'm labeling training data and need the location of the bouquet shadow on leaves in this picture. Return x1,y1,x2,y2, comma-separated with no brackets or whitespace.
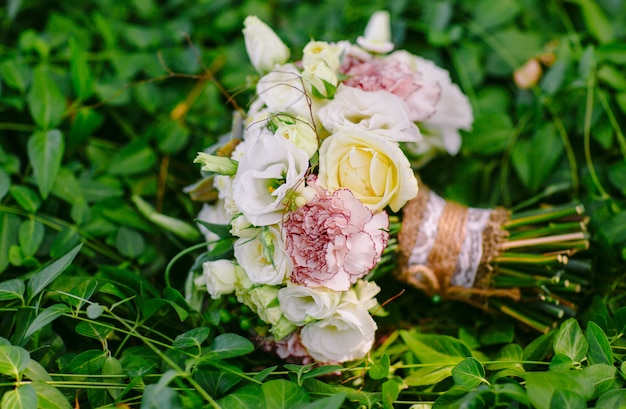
184,11,591,364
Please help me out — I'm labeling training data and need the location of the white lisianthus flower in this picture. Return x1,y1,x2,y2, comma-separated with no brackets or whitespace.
273,115,319,159
248,285,281,325
196,259,241,300
234,225,293,286
318,85,421,143
302,40,341,72
232,133,309,226
243,16,290,73
388,51,473,157
317,128,418,212
196,200,231,248
213,175,238,217
229,213,259,238
257,63,312,120
193,152,238,175
351,279,382,312
300,298,377,363
278,285,342,325
357,11,394,54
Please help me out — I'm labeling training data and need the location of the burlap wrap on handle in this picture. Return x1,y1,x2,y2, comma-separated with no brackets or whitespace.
397,185,521,303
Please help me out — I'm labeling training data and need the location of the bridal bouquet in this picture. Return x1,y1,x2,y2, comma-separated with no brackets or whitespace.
185,11,473,363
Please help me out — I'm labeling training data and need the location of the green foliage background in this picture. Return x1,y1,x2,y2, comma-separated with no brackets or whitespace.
1,0,626,408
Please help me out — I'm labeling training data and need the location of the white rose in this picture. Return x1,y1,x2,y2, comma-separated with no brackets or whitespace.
243,16,290,73
197,259,240,299
317,128,418,212
232,133,309,226
273,115,319,159
257,63,312,119
302,41,341,72
357,11,394,54
234,225,293,285
278,285,342,325
388,51,473,156
318,85,421,143
300,299,377,363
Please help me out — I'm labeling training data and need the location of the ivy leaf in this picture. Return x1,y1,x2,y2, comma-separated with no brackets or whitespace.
553,318,588,363
0,345,30,378
369,354,390,380
262,379,308,409
27,129,65,199
203,333,254,360
452,357,488,389
27,243,82,302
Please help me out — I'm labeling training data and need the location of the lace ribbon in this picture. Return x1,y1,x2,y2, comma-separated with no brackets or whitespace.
397,185,519,302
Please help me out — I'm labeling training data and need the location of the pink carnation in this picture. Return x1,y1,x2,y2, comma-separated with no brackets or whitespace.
341,56,441,122
284,181,389,292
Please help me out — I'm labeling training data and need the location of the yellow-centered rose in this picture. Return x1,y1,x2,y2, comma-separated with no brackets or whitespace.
317,128,418,212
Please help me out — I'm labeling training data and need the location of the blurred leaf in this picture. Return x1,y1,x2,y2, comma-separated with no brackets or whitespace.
172,327,211,350
369,354,390,380
485,29,543,76
540,41,572,95
0,58,30,92
550,389,586,409
108,139,157,175
549,353,574,372
102,356,125,400
524,372,592,409
0,384,37,409
23,359,52,382
27,129,65,199
68,108,104,148
0,169,10,201
27,66,66,129
472,0,521,30
9,185,41,213
18,219,44,257
75,321,113,342
586,321,613,365
32,382,72,409
115,227,145,259
382,379,400,409
462,112,513,155
511,124,563,192
86,302,104,319
263,379,308,409
62,350,107,375
583,364,621,398
24,304,70,339
596,389,626,408
596,42,626,64
553,318,588,363
0,212,21,273
49,228,81,259
27,243,82,302
132,195,200,241
154,120,190,154
568,0,614,43
70,38,93,99
0,345,30,378
451,357,487,389
216,384,264,409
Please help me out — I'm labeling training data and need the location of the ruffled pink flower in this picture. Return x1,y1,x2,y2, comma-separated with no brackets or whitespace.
284,180,389,291
341,56,441,122
274,331,314,364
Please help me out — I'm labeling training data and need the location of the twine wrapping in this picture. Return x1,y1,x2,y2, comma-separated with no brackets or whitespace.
397,186,520,302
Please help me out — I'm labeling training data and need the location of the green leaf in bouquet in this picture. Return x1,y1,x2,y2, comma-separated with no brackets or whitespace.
486,343,524,373
583,364,622,399
0,383,38,409
23,359,52,382
0,58,30,92
27,129,64,199
26,66,66,129
253,365,278,382
62,349,107,378
55,276,98,311
115,227,145,259
0,279,25,303
154,119,190,155
263,379,309,409
607,161,626,195
554,318,588,363
24,303,70,339
479,321,514,345
0,344,30,378
568,0,614,44
216,384,264,409
522,331,554,365
27,243,83,302
68,108,104,148
102,356,125,400
297,393,346,409
203,333,254,361
524,372,592,409
132,195,200,241
432,386,471,409
0,212,20,273
451,357,488,389
70,38,93,100
511,124,563,193
549,353,574,372
49,227,81,259
539,40,572,95
141,383,183,409
194,367,243,399
484,29,543,76
369,354,390,380
75,321,113,342
9,185,41,213
172,327,211,350
141,297,188,322
550,389,586,409
108,139,157,175
595,389,626,409
613,306,626,334
461,112,513,155
133,82,161,114
471,0,521,30
0,169,10,201
382,378,400,409
31,381,72,409
18,218,44,257
585,321,613,365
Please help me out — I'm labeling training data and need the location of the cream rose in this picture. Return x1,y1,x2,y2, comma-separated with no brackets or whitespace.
300,298,377,363
234,225,293,286
317,128,418,212
272,115,319,159
317,85,421,143
302,40,341,72
243,16,290,73
278,285,341,325
197,259,241,299
232,133,309,226
257,63,312,120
